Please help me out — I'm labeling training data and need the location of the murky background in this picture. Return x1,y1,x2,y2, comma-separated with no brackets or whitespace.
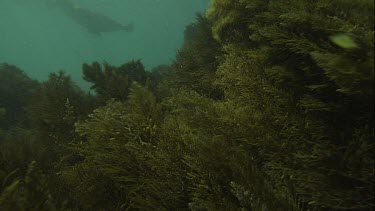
0,0,209,88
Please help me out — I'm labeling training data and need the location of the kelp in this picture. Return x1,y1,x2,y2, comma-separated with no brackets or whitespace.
0,1,373,210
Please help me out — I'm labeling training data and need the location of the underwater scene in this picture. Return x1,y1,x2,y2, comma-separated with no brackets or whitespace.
0,0,373,210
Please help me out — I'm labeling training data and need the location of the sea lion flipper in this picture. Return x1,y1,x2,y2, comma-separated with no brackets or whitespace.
122,23,134,32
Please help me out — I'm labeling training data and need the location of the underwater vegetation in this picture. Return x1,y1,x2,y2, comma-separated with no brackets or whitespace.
0,0,374,210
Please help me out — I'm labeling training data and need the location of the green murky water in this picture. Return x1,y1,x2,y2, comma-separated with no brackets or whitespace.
0,0,209,88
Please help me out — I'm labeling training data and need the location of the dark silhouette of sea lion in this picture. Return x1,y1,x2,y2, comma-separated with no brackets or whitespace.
51,0,133,35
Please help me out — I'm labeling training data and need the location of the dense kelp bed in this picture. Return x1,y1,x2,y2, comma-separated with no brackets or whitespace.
0,0,374,210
